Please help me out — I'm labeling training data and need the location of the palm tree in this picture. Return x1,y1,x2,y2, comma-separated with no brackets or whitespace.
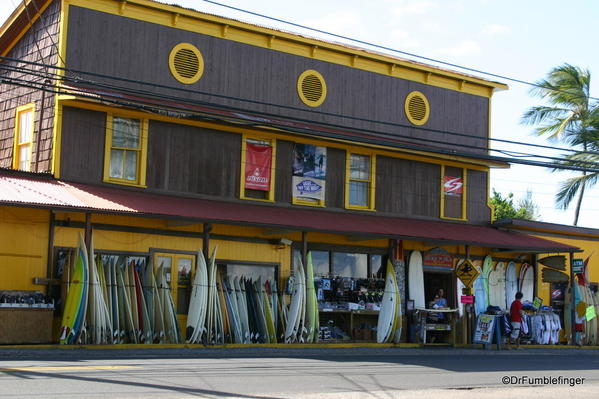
522,64,599,225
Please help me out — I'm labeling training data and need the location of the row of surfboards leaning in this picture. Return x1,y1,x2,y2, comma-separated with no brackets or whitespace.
59,233,331,345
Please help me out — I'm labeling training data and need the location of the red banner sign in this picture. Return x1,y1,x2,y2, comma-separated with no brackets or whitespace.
461,295,474,303
245,143,272,191
443,176,463,196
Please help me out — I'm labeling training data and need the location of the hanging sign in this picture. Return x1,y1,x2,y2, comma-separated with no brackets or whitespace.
245,143,272,191
423,247,454,271
572,258,584,274
292,176,326,201
443,176,463,196
586,305,596,321
460,295,474,303
455,259,480,288
533,296,543,310
293,144,327,202
473,314,496,344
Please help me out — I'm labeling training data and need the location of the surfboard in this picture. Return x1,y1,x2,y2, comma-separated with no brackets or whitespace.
519,263,534,303
505,261,518,310
408,251,425,309
377,260,397,343
285,256,303,343
472,260,487,315
59,233,89,345
305,252,318,343
482,256,493,306
489,261,506,309
538,255,566,271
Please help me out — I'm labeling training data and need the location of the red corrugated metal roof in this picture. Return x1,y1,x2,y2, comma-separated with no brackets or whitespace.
0,170,578,252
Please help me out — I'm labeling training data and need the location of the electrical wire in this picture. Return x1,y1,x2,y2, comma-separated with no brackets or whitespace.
3,69,599,174
0,57,599,155
5,72,599,173
201,0,599,102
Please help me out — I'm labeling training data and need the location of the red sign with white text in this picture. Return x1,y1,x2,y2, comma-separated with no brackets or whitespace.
245,143,272,191
443,176,463,196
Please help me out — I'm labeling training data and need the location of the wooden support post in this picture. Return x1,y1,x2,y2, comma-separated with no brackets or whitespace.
46,211,55,295
569,252,576,346
301,231,308,268
203,223,212,257
84,213,92,252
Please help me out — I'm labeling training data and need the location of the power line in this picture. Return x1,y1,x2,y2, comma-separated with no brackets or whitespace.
4,72,599,175
201,0,599,102
2,55,598,160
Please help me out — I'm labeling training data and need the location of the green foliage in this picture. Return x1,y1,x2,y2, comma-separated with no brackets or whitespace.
521,63,599,224
491,189,538,222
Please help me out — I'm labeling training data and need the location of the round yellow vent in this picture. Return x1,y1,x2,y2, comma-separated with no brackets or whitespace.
404,91,430,125
169,43,204,84
297,70,327,107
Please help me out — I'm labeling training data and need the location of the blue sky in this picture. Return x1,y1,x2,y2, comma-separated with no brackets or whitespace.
2,0,598,227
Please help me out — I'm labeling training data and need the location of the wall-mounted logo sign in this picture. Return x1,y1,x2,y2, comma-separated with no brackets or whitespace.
293,144,326,202
443,176,463,196
245,143,272,191
296,179,322,194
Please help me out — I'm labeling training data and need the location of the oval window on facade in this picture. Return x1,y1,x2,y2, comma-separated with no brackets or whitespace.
404,91,430,125
169,43,204,84
297,70,327,107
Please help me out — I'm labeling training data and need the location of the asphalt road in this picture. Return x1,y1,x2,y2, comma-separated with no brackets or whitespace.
0,347,598,398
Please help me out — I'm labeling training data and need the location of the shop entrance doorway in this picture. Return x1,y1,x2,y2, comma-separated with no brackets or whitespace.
424,272,456,308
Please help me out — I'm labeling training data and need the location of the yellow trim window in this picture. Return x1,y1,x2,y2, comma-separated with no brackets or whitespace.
346,152,375,210
104,114,148,186
240,135,276,202
13,104,35,171
440,165,467,220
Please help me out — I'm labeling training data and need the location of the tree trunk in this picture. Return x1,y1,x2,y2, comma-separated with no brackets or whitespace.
573,142,588,226
573,181,586,226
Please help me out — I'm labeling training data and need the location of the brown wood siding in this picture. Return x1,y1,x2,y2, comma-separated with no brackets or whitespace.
467,169,491,224
146,120,240,198
325,147,345,209
0,0,60,172
443,166,463,219
65,6,489,156
275,140,293,204
59,106,105,182
375,156,440,218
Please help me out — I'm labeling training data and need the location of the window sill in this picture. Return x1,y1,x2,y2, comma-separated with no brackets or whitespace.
103,178,147,188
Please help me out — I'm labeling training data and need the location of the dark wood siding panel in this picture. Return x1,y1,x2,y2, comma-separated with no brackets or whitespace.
467,169,491,224
66,6,489,155
325,147,345,209
275,140,293,203
443,166,463,219
376,156,439,218
0,0,60,172
59,106,105,182
147,121,240,197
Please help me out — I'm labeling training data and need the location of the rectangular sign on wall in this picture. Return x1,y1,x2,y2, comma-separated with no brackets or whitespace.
293,144,326,202
245,143,272,191
443,176,463,196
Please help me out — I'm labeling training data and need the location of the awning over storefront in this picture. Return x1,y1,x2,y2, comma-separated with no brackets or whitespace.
0,170,579,253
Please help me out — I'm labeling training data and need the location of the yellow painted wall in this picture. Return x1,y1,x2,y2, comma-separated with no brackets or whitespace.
0,206,50,291
532,234,599,306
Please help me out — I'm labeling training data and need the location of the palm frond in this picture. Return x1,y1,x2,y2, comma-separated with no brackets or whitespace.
555,172,599,210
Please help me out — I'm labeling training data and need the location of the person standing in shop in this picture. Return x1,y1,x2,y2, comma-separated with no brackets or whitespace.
509,292,525,349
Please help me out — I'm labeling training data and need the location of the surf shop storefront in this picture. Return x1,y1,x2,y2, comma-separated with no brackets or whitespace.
0,170,580,346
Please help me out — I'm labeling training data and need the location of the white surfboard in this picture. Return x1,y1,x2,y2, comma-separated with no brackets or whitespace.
377,261,397,343
519,263,534,303
408,251,425,309
505,261,518,310
489,261,506,309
